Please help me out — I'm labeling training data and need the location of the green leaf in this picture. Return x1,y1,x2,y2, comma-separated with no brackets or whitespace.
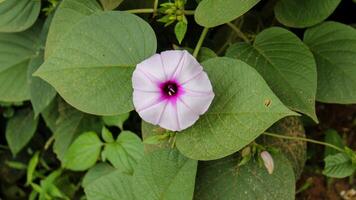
142,122,171,153
324,129,344,157
102,113,130,130
261,116,307,179
226,27,318,122
274,0,341,28
45,0,102,58
133,149,197,200
175,57,296,160
174,21,187,44
45,98,102,161
99,0,124,11
101,127,114,143
323,153,355,178
197,47,217,62
36,11,157,115
84,170,134,200
28,14,57,116
303,21,356,103
194,0,261,27
26,152,40,185
63,132,103,171
102,131,144,174
195,153,295,200
82,163,116,188
6,108,39,156
0,0,41,32
0,25,40,102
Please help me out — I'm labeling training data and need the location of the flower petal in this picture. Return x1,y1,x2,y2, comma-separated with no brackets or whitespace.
132,70,160,92
136,100,167,125
179,92,214,115
136,54,166,81
133,90,161,111
182,72,213,93
158,102,180,131
160,50,186,79
174,51,203,83
176,100,200,130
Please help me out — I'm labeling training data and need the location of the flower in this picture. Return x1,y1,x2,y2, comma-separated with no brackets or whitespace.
132,50,214,131
260,151,274,175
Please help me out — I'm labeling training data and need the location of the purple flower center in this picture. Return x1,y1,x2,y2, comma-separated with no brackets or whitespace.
160,80,182,101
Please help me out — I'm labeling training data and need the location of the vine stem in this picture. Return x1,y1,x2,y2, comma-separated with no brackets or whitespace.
126,8,155,14
153,0,159,17
184,10,195,15
263,132,345,153
193,27,209,58
226,22,250,43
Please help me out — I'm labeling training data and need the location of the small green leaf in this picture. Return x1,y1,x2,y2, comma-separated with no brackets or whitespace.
101,127,114,143
82,163,116,188
99,0,124,10
133,149,197,200
323,153,355,178
102,131,144,174
226,27,318,122
84,170,135,200
26,152,40,185
102,113,130,130
274,0,341,28
304,21,356,103
0,0,41,32
195,153,295,199
63,132,103,171
36,12,157,115
175,57,297,160
6,108,39,156
324,129,344,157
195,0,261,27
174,21,187,44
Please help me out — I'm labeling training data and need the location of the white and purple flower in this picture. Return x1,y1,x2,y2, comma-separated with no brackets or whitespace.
132,50,214,131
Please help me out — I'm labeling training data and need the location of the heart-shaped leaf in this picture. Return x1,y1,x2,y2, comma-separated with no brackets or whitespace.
36,11,157,115
0,25,40,102
226,27,318,122
45,0,103,58
274,0,341,28
303,22,356,103
0,0,41,32
133,149,197,200
175,57,296,160
195,153,295,200
195,0,261,27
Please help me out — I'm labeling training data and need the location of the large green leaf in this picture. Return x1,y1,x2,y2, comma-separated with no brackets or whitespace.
0,0,41,32
261,116,307,179
102,131,144,174
5,108,39,156
36,11,157,115
323,153,355,178
63,132,103,171
226,27,317,121
133,149,197,200
274,0,341,28
194,153,295,200
174,57,296,160
45,0,102,58
0,25,40,102
42,98,102,161
194,0,260,27
82,163,116,188
303,22,356,103
84,170,134,200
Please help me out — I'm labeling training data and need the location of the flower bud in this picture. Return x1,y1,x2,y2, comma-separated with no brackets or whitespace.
260,151,274,174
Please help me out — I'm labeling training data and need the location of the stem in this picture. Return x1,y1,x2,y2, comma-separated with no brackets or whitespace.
153,0,159,17
226,22,250,43
126,8,154,14
184,10,195,15
263,132,345,153
193,27,209,58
